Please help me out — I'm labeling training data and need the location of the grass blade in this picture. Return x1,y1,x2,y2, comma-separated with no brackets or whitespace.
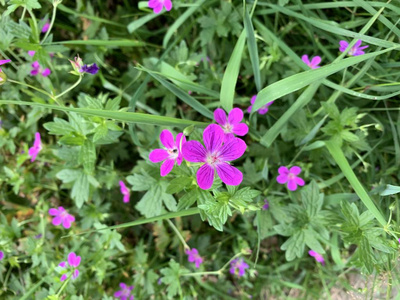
220,30,246,112
48,39,148,47
0,100,208,127
127,13,160,33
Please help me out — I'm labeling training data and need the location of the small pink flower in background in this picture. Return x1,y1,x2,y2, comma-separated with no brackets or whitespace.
339,40,368,56
301,55,321,69
214,108,248,141
229,258,249,277
31,61,51,77
49,207,75,229
149,130,186,176
114,283,135,300
41,21,50,33
276,166,305,191
0,59,11,72
0,251,4,261
182,124,246,190
28,51,36,57
119,181,130,203
308,250,325,265
28,132,42,162
148,0,172,14
262,199,269,210
59,252,81,281
247,95,274,115
185,248,203,268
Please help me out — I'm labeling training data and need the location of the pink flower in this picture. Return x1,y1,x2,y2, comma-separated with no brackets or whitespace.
28,51,36,57
41,22,50,33
119,181,130,203
214,108,248,141
28,132,42,162
229,258,249,277
59,252,81,281
0,251,4,261
276,166,305,191
308,250,325,265
247,95,274,115
339,40,368,56
30,61,51,77
148,0,172,14
149,130,186,176
262,199,269,210
49,207,75,229
185,248,203,268
182,124,246,190
114,283,134,300
0,59,11,72
301,55,321,69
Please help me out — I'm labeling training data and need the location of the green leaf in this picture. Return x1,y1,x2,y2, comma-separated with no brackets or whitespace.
56,169,81,183
301,181,322,218
380,184,400,196
220,30,246,111
93,124,108,143
43,118,76,135
177,189,198,211
244,5,261,91
160,260,184,299
79,139,96,174
162,193,177,212
71,173,90,208
281,230,305,261
166,177,193,194
126,173,156,191
136,185,163,218
360,237,375,274
58,134,86,146
304,229,325,254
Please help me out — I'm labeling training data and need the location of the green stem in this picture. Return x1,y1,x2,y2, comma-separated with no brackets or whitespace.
54,75,82,99
27,9,39,43
56,276,70,297
166,219,189,250
20,7,27,21
41,0,60,44
7,79,53,99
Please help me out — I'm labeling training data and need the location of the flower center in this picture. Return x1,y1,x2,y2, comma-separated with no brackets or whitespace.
222,123,233,134
167,148,179,159
121,289,130,297
288,173,296,180
349,47,356,55
206,153,220,166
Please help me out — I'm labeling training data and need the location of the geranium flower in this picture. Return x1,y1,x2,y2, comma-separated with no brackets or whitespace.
185,248,203,268
247,95,274,115
214,108,248,141
80,63,99,75
59,252,81,281
182,124,246,190
0,251,4,261
30,61,51,77
0,59,11,72
28,132,42,162
339,40,368,56
28,51,36,57
229,258,249,277
308,250,325,265
149,130,186,176
69,55,99,75
148,0,172,14
276,166,305,191
48,207,75,229
262,199,269,210
114,283,134,300
119,181,130,203
301,55,321,69
41,21,50,33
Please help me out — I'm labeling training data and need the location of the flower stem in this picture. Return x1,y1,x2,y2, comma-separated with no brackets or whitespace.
56,276,70,297
7,79,53,99
27,9,39,43
166,219,189,250
41,0,60,44
54,75,82,99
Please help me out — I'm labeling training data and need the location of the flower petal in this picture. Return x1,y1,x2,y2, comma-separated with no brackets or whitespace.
175,132,186,151
196,164,215,190
228,108,244,125
216,163,243,186
287,179,298,191
52,216,62,226
149,149,169,163
278,166,289,175
160,129,175,149
354,39,362,48
123,194,130,203
182,141,207,162
49,208,59,216
301,55,310,65
247,105,253,114
276,174,288,184
232,123,248,136
339,40,348,52
203,124,224,153
120,283,127,289
310,56,321,67
289,166,302,175
62,219,71,229
41,68,51,77
114,291,123,297
164,0,172,11
296,177,305,186
72,269,79,279
160,159,174,176
60,274,68,281
213,108,227,125
68,252,77,266
250,95,257,105
219,138,246,161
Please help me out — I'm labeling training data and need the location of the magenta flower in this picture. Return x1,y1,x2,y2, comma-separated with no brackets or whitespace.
262,199,269,210
339,40,368,56
185,248,203,268
182,124,246,190
49,207,75,229
119,181,130,203
0,59,11,72
0,251,4,261
41,22,50,33
114,283,134,300
30,61,51,77
247,95,274,115
59,252,81,281
308,250,325,265
301,55,321,69
214,108,248,141
28,51,36,57
148,0,172,14
276,166,305,191
80,63,99,75
229,258,249,277
149,130,186,177
28,132,42,162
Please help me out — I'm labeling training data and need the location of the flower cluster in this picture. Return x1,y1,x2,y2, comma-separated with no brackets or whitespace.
31,61,51,77
49,207,75,229
59,252,81,281
229,258,249,277
28,132,42,162
69,55,99,75
114,283,135,300
185,248,203,268
119,181,130,203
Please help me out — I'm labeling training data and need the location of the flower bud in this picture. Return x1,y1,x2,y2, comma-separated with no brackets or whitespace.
0,71,7,85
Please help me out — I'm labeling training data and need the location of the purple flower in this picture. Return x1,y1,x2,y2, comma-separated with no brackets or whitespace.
119,181,130,203
247,95,274,115
262,199,269,210
59,252,81,281
185,248,203,268
0,251,4,261
49,207,75,229
30,61,51,77
308,250,325,265
28,51,36,57
229,258,249,277
28,132,42,162
339,40,369,56
182,124,246,190
301,55,321,69
0,59,11,72
214,108,248,141
148,0,172,14
114,283,135,300
41,22,50,33
80,63,99,75
276,166,305,191
149,130,186,177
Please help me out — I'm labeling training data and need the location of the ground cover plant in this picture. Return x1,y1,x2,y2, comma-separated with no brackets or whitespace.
1,0,400,299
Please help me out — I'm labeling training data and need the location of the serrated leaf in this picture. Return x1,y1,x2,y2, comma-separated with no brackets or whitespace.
93,124,108,142
301,180,322,218
304,229,325,254
281,230,305,261
160,260,184,299
177,189,198,211
58,134,86,146
126,173,156,191
380,184,400,196
162,193,177,212
360,237,374,274
79,139,96,174
166,177,193,194
56,169,80,183
43,118,76,135
136,185,163,218
71,173,90,208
